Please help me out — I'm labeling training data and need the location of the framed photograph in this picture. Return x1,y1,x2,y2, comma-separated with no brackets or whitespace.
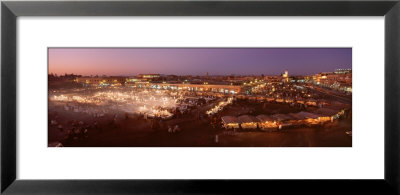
47,47,352,147
2,0,399,194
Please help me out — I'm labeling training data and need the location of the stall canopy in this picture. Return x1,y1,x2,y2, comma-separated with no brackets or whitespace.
296,111,322,119
238,115,260,123
287,113,306,120
271,114,293,121
221,116,239,124
256,114,275,123
314,108,340,116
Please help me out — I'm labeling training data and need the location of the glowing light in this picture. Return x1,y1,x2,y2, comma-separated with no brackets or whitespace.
206,97,233,115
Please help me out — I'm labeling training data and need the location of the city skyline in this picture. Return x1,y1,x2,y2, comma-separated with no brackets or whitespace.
48,48,352,76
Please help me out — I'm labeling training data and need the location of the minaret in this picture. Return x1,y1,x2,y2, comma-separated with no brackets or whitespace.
282,70,289,83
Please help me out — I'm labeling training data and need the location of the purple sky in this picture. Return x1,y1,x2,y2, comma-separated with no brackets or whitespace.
48,48,351,76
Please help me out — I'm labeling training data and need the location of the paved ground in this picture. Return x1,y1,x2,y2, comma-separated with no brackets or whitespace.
49,101,352,147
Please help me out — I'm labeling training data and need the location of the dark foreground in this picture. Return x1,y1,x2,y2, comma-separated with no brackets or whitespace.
49,109,352,147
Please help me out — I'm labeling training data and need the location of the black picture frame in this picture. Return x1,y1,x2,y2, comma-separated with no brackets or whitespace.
1,0,399,194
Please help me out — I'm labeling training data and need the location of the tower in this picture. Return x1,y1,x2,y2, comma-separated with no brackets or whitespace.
282,70,289,83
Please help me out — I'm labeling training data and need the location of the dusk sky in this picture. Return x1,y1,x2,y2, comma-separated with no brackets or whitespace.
48,48,352,76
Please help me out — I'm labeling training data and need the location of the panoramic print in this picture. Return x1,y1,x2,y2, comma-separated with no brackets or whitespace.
48,48,352,147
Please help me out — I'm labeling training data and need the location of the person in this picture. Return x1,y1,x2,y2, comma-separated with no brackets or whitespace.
159,119,163,129
57,124,63,132
173,125,180,133
72,120,77,127
80,127,85,138
74,128,81,137
51,120,58,125
94,121,100,132
112,114,118,127
83,129,88,138
65,129,73,141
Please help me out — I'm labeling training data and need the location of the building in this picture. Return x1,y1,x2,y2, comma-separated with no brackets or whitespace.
334,68,352,74
75,76,126,86
137,74,161,79
310,70,352,93
135,83,242,94
126,77,145,82
264,76,282,83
